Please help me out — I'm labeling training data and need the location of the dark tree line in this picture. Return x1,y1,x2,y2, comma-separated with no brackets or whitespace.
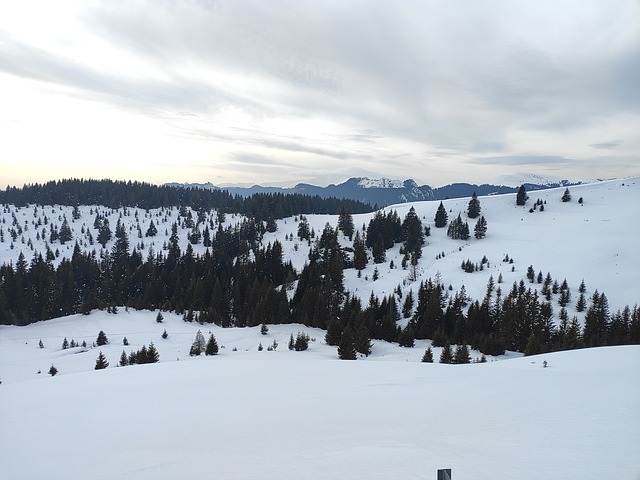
0,179,372,220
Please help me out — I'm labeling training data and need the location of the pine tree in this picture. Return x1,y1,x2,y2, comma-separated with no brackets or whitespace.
583,291,610,347
439,342,453,364
467,192,481,219
338,326,357,360
294,332,310,351
190,330,206,356
454,344,471,364
39,339,44,349
205,334,219,356
421,347,434,363
119,349,129,366
398,325,415,348
324,318,343,346
516,185,528,206
260,324,269,335
434,201,448,228
146,342,160,363
352,231,368,270
337,208,355,240
156,311,164,323
96,330,109,346
59,218,73,244
62,337,69,350
474,216,487,239
95,351,109,370
561,188,571,202
288,333,295,350
49,364,58,376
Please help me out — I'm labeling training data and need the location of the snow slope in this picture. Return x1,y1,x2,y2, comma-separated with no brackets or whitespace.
265,178,640,313
1,178,638,315
0,310,639,480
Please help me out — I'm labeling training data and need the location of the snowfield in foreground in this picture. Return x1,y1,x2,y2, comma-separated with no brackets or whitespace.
1,311,639,480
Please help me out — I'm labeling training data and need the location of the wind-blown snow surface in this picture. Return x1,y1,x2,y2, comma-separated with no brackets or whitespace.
1,311,639,480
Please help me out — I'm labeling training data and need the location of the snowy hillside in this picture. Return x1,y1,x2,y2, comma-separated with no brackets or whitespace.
0,310,638,479
1,178,638,314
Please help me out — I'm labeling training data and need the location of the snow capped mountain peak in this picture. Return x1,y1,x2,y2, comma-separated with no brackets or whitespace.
356,177,408,189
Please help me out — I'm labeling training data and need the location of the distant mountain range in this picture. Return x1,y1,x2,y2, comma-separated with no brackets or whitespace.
166,176,582,208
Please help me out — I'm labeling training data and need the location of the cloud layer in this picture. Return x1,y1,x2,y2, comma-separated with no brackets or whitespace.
1,0,639,186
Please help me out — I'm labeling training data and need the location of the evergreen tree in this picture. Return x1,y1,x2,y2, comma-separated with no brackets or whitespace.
205,334,219,355
288,333,295,350
474,216,487,239
62,337,69,350
97,219,112,247
398,325,415,347
467,192,481,219
294,331,310,351
516,185,528,206
337,208,355,240
338,326,357,360
402,290,414,319
561,188,571,202
96,330,109,346
434,201,448,228
352,231,368,271
156,311,164,323
146,342,160,363
59,218,73,244
583,291,610,347
162,329,168,339
454,344,471,364
324,317,343,346
39,339,44,349
421,346,434,363
260,324,269,335
401,206,424,258
95,351,109,370
145,220,158,237
439,342,453,364
49,364,58,376
190,330,206,356
119,349,129,366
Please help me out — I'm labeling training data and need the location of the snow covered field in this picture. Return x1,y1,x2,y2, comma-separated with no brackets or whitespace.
1,310,639,480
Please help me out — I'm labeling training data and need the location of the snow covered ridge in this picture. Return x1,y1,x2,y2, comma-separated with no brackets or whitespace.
496,172,589,188
356,177,409,189
0,310,638,480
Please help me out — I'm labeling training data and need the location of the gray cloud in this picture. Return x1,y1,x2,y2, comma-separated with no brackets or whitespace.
0,0,638,185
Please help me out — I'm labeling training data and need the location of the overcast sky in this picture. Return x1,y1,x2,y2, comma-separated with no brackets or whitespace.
1,0,639,188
